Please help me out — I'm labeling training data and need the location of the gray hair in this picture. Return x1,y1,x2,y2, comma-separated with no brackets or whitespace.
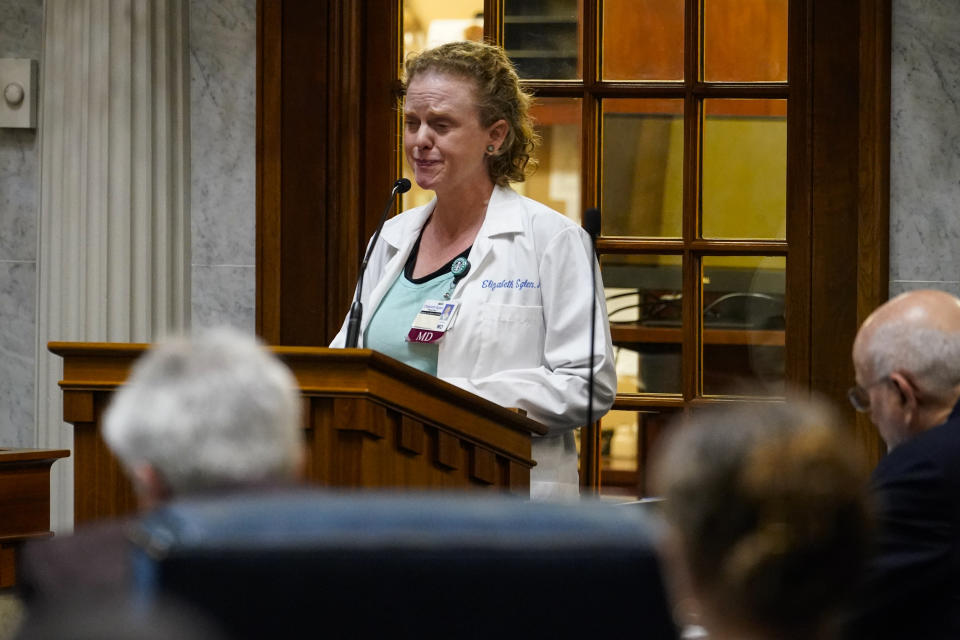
865,321,960,396
103,328,303,495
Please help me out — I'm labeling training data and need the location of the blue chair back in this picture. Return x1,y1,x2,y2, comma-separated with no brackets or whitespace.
132,490,678,639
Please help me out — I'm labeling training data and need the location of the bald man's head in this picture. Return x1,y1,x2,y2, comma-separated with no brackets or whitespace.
852,290,960,449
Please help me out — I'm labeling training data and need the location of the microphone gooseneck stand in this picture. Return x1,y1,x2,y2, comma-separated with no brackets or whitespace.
583,208,601,492
344,178,412,348
583,208,601,431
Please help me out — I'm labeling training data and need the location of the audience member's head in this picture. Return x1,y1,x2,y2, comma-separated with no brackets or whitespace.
651,402,872,640
851,289,960,451
103,327,304,509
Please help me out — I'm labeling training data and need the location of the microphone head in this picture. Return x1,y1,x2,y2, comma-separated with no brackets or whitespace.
583,208,601,238
394,178,412,194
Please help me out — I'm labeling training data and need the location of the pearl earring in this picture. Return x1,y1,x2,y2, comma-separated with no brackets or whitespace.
486,145,495,153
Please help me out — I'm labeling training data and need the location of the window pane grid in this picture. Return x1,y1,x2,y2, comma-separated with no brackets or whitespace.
494,0,790,406
596,243,789,256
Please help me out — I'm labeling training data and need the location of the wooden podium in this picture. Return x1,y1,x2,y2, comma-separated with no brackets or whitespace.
0,448,69,587
50,343,547,525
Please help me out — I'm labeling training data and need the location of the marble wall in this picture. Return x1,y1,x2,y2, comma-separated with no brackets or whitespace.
890,0,960,298
190,0,257,331
0,0,42,448
0,0,256,449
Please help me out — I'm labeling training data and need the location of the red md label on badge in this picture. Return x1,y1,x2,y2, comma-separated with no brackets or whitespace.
405,300,460,344
407,329,442,344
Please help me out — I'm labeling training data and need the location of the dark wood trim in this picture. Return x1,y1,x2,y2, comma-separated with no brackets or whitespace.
612,396,686,411
857,0,891,335
581,0,599,215
0,449,69,588
612,325,785,347
808,0,869,450
525,82,789,99
681,0,701,401
483,0,502,43
597,239,685,252
324,1,364,342
855,0,891,462
256,1,399,346
785,0,812,390
598,239,790,254
256,0,283,343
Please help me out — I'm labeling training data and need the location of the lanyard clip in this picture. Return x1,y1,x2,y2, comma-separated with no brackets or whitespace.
443,257,471,300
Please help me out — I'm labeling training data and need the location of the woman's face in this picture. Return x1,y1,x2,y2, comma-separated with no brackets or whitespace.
403,72,506,196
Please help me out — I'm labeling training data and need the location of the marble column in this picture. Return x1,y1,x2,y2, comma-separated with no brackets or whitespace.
190,0,256,331
36,0,190,532
890,0,960,298
0,0,43,451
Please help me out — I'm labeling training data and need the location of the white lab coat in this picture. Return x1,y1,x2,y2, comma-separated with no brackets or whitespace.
331,184,617,500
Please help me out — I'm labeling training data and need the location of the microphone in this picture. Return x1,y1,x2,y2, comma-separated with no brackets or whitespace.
344,178,412,348
583,208,601,441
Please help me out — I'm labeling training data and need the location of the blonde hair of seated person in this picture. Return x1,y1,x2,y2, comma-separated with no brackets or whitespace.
651,401,873,640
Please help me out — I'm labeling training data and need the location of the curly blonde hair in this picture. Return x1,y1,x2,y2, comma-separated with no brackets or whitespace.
403,41,539,186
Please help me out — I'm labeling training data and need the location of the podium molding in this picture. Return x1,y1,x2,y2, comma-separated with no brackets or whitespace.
50,343,546,525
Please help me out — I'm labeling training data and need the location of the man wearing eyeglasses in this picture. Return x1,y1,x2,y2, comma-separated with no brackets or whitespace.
845,289,960,640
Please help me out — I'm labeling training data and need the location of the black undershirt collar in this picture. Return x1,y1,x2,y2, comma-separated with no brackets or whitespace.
404,230,472,284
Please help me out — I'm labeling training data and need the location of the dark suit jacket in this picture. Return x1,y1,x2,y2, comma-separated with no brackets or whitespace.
846,401,960,639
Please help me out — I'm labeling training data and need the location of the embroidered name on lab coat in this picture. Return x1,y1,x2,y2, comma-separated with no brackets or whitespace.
481,278,540,290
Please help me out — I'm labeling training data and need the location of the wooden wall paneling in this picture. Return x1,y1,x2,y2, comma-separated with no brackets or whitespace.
256,0,283,344
257,0,399,346
855,0,891,463
434,429,461,470
0,464,53,540
73,394,137,524
809,0,860,414
857,0,891,325
470,445,497,485
257,0,331,344
805,0,887,461
331,430,365,488
332,397,388,439
324,1,364,342
357,409,411,488
278,1,332,345
301,395,325,482
0,450,69,539
785,0,812,391
0,449,69,588
398,415,425,455
507,460,529,492
359,0,402,316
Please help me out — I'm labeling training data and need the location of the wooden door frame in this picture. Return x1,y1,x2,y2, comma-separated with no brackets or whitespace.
256,0,399,346
255,0,891,466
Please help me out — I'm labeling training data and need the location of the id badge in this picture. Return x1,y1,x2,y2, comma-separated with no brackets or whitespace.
407,300,460,344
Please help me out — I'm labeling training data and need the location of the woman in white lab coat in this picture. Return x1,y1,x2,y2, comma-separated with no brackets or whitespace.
330,41,615,500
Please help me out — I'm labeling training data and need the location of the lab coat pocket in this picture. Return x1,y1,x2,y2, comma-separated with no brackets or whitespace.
475,303,545,376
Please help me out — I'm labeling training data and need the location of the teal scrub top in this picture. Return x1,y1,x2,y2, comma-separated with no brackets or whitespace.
363,269,455,377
